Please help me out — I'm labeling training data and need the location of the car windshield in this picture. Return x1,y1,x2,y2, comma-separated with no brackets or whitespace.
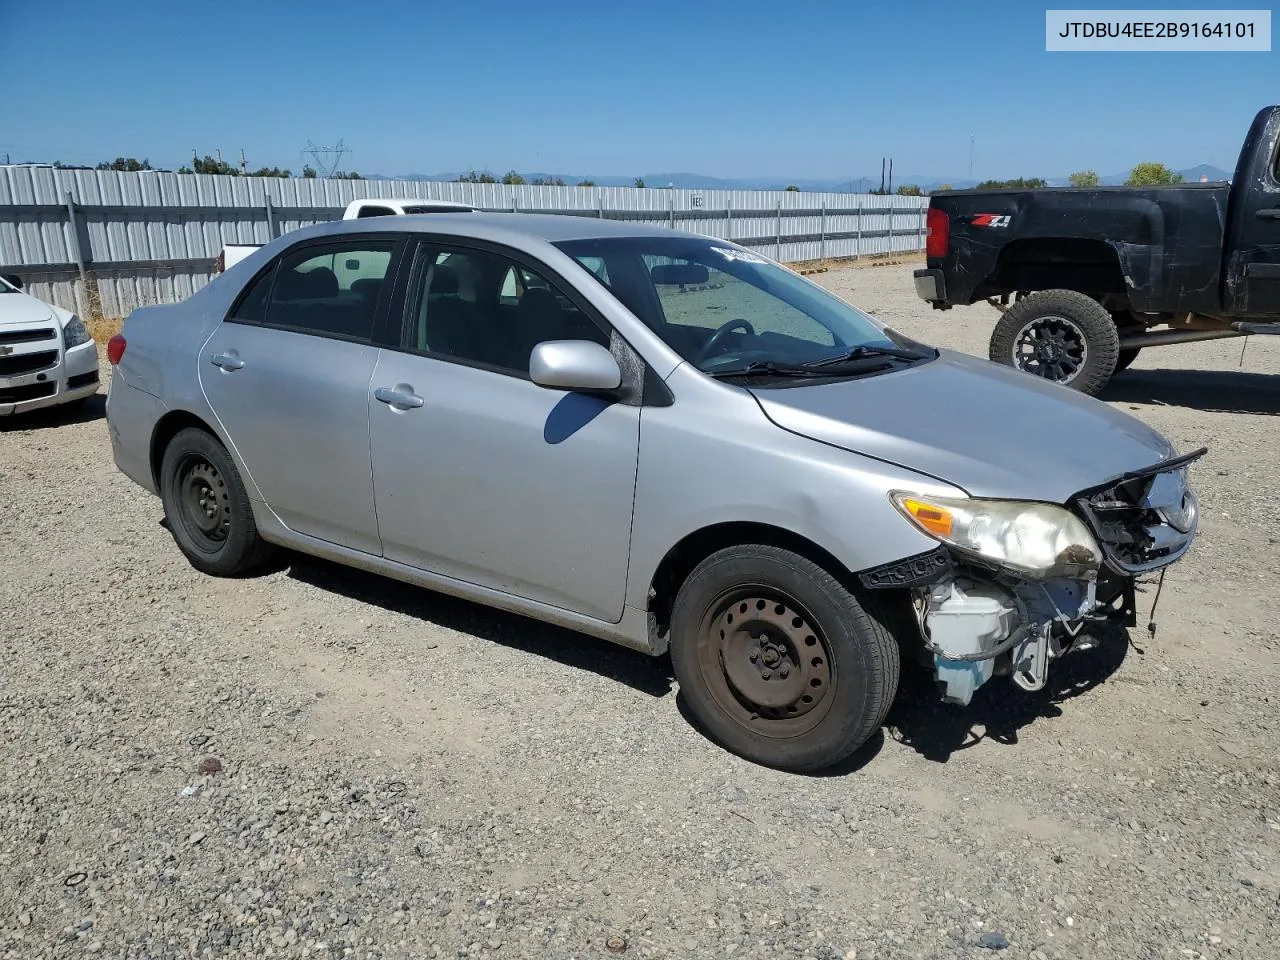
552,236,935,379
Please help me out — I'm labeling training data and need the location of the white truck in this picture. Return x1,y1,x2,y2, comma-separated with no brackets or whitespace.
215,197,475,273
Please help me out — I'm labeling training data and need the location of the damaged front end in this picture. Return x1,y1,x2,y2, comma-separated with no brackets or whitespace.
862,449,1204,706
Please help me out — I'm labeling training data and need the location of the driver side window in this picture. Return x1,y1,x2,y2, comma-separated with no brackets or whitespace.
644,255,835,349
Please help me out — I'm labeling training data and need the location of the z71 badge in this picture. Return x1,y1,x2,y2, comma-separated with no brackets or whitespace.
970,214,1012,228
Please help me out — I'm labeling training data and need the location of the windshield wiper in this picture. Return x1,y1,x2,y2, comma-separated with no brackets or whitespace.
802,343,932,369
705,360,820,379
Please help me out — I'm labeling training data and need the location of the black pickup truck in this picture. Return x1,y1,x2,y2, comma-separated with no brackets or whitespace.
915,104,1280,395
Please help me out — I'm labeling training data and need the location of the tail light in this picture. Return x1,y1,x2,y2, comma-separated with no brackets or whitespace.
926,207,949,259
216,249,226,273
107,334,127,365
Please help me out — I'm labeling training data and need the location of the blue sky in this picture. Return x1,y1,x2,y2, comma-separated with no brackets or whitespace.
2,0,1275,181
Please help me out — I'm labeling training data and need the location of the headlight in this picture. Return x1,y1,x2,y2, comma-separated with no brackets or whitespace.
62,315,91,349
891,492,1102,580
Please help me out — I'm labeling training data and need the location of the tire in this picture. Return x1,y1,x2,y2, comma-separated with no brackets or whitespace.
989,289,1120,396
159,427,275,577
669,544,900,773
1115,348,1140,372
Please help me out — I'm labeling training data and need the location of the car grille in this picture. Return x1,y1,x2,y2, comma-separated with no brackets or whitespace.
0,327,57,345
0,350,58,377
1073,448,1205,575
0,381,56,404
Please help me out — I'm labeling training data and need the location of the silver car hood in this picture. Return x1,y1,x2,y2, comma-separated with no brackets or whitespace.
750,349,1176,503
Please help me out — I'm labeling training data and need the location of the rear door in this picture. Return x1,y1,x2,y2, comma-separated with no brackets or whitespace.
199,236,405,554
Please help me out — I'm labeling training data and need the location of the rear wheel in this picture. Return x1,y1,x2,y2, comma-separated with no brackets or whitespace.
159,427,275,576
669,545,900,773
989,289,1119,396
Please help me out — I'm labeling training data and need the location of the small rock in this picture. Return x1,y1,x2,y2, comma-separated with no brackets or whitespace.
18,913,32,927
188,831,206,845
425,640,439,649
181,785,201,798
978,931,1009,950
196,757,222,776
1240,877,1254,887
784,910,799,925
319,811,334,825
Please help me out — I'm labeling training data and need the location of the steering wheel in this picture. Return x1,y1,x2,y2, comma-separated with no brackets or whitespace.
696,318,755,362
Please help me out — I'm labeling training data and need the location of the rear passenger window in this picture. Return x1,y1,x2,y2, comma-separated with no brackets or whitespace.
357,205,396,218
262,241,396,341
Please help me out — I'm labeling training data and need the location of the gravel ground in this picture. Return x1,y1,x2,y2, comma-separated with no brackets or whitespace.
2,259,1278,960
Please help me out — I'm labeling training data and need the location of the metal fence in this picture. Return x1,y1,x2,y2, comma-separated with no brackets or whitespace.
0,166,929,317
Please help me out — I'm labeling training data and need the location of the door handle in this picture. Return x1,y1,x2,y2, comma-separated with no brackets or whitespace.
1257,208,1280,220
210,353,245,371
374,386,425,409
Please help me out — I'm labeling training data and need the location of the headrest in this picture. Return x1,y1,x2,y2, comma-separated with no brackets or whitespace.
519,287,561,313
429,264,459,295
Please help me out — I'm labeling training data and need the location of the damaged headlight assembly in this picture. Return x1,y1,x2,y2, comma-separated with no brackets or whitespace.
890,493,1102,580
887,492,1109,706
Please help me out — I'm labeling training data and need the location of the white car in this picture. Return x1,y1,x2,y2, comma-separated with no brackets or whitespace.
216,198,476,273
0,273,100,416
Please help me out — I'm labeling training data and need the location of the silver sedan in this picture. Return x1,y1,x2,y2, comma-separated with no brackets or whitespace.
104,213,1201,771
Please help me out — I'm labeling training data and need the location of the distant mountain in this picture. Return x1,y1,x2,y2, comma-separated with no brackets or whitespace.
367,170,964,192
364,163,1233,191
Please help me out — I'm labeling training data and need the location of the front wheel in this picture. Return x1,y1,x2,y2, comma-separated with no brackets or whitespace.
669,545,900,773
989,289,1119,396
159,427,275,577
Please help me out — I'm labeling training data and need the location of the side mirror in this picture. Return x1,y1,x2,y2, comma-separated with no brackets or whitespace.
529,340,621,392
2,273,23,290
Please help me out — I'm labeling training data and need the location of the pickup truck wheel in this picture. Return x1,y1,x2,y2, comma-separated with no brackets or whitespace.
669,545,899,773
989,290,1119,396
159,427,275,577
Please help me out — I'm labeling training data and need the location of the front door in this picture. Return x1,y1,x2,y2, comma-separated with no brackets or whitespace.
199,237,403,554
368,241,641,622
1229,110,1280,316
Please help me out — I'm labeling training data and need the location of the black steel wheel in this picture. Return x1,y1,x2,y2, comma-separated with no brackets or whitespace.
670,545,900,773
159,427,275,577
697,588,836,735
175,456,232,547
990,289,1119,396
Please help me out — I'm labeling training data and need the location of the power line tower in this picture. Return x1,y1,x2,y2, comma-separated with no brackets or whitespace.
302,139,349,178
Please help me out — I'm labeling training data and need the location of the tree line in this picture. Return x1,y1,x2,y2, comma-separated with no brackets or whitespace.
86,156,363,179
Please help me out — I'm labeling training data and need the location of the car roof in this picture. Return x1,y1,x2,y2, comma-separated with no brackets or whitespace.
299,211,703,246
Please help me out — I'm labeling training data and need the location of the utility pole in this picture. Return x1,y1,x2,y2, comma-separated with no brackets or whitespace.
239,149,247,174
879,158,885,194
888,158,893,194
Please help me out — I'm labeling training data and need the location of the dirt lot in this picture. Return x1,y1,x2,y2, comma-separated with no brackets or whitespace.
2,261,1278,960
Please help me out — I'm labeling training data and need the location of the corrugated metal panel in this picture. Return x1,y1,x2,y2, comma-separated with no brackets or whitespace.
1,165,927,315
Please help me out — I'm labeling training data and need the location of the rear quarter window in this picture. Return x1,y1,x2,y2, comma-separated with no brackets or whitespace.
228,266,275,323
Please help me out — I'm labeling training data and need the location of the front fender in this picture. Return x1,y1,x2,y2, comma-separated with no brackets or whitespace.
625,374,962,612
